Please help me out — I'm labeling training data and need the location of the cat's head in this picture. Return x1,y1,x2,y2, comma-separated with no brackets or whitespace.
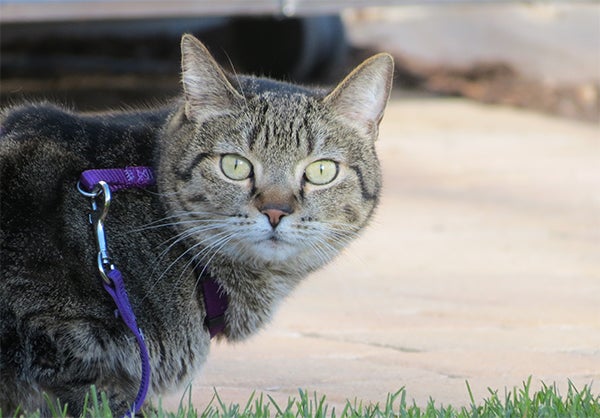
158,34,393,272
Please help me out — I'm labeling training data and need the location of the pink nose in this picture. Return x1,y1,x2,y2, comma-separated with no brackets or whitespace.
261,208,289,228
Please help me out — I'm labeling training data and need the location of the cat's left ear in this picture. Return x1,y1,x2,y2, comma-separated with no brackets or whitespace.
181,34,243,121
323,53,394,139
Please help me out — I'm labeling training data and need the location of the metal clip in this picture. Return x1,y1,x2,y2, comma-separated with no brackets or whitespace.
78,180,114,284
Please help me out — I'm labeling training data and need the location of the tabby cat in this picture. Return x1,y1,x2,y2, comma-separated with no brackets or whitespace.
0,34,393,416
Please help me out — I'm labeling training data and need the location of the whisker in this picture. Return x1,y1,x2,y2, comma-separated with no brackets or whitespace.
141,228,232,301
161,230,239,308
186,233,238,309
130,218,227,234
134,210,223,229
153,223,226,260
159,229,231,278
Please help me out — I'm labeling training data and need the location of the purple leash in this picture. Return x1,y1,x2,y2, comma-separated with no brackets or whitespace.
78,166,228,416
103,269,151,416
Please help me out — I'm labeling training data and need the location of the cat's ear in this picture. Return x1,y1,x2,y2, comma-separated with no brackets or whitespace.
323,53,394,138
181,34,243,121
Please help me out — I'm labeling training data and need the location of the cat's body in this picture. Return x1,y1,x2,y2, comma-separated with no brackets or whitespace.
0,35,393,415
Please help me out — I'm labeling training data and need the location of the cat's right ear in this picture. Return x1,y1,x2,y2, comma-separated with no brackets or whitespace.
181,34,243,121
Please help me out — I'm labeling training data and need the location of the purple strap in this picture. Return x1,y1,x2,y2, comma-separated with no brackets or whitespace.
202,277,228,337
79,167,155,192
104,269,151,416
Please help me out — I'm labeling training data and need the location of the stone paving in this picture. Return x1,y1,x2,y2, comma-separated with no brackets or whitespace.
162,96,600,411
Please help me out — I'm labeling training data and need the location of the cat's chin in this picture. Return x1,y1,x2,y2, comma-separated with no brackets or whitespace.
250,238,297,264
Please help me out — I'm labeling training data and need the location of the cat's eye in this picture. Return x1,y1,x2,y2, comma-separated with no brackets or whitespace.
220,154,253,180
304,160,339,185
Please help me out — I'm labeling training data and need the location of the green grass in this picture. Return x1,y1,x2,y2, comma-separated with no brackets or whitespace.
5,378,599,418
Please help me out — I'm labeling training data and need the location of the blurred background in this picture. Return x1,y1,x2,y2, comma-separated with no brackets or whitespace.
2,0,598,410
1,0,598,123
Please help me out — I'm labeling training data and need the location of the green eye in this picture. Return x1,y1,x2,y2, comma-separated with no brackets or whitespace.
220,154,252,180
304,160,338,185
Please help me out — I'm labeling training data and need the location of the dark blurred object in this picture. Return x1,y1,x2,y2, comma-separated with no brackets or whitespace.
229,16,347,81
0,16,348,110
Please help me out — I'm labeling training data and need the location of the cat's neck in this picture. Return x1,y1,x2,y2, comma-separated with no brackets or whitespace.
198,254,304,341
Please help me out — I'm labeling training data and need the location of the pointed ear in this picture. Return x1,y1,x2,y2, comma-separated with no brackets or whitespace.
323,53,394,138
181,34,243,121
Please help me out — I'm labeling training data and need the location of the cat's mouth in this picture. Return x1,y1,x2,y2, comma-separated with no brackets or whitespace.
250,233,285,246
254,233,294,254
240,234,295,263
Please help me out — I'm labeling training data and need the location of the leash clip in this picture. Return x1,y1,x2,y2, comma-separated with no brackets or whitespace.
77,172,152,416
78,180,114,284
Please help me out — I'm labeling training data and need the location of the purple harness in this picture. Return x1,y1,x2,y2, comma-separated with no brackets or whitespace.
78,167,228,417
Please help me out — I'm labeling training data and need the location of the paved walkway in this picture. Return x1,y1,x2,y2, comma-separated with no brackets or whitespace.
162,96,600,411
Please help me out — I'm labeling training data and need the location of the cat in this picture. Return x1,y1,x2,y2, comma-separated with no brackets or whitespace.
0,34,393,416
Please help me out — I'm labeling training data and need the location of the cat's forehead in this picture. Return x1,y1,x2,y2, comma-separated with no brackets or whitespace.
248,91,317,118
242,93,329,160
209,86,343,169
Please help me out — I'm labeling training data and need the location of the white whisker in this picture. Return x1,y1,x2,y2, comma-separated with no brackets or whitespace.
141,226,233,301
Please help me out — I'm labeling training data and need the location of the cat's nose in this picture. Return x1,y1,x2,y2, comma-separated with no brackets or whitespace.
261,207,290,228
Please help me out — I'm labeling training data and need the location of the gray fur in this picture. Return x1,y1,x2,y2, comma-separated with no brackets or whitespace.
0,34,393,415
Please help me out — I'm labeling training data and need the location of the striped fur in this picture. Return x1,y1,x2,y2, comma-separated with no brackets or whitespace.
0,34,393,415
